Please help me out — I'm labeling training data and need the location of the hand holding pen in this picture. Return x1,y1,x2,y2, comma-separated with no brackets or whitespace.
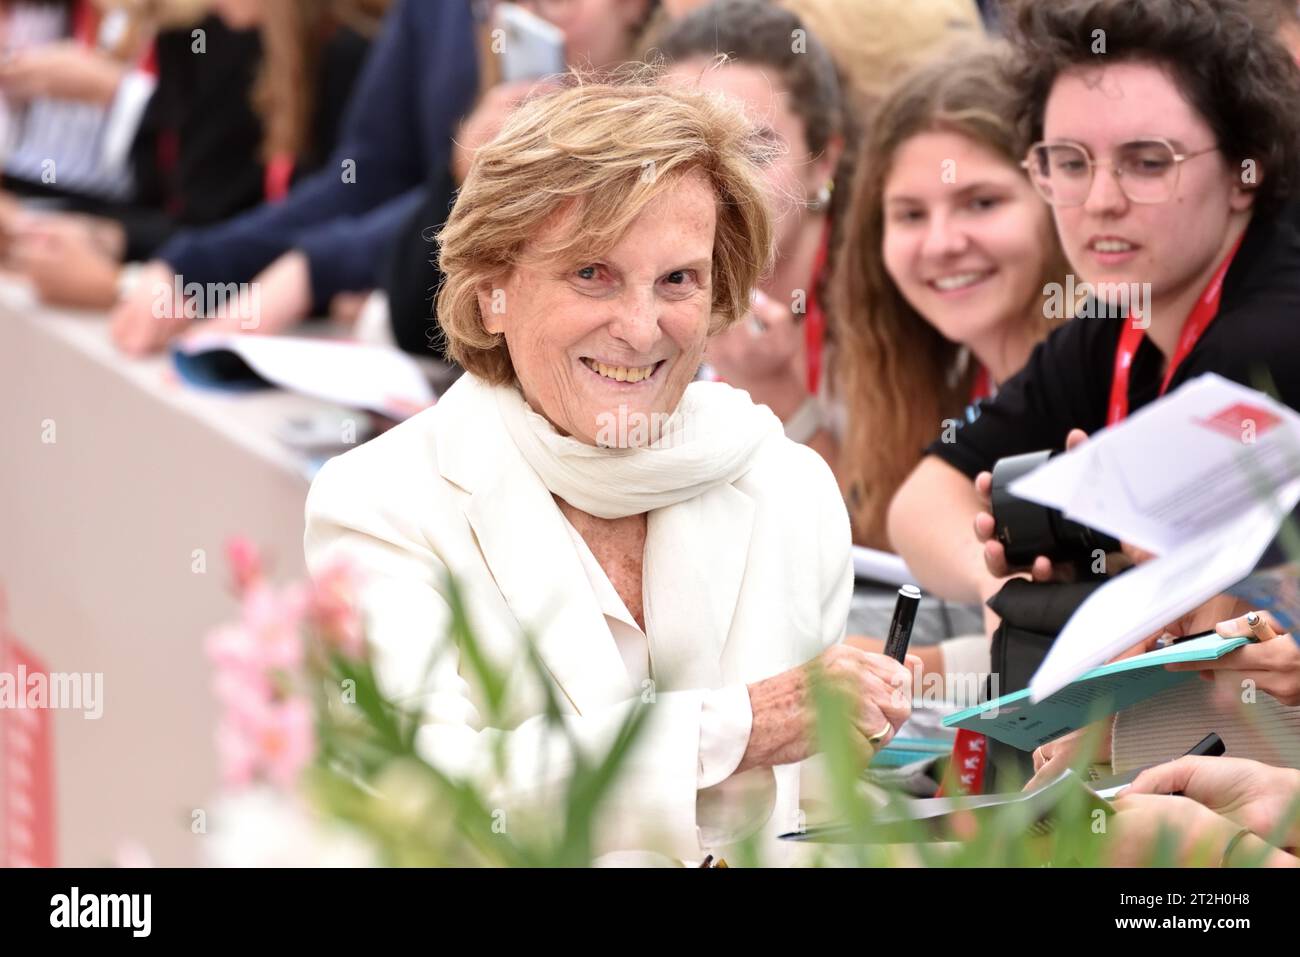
1163,608,1300,706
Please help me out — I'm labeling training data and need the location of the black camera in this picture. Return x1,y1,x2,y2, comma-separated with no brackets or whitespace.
990,449,1120,571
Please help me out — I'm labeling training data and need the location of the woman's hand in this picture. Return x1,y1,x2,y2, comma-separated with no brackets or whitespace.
9,216,120,308
972,428,1090,582
452,80,557,184
845,635,942,682
0,43,126,104
1166,609,1300,706
972,427,1154,583
738,644,915,772
110,261,191,355
706,289,804,387
1024,720,1112,791
1105,793,1279,866
1125,755,1300,850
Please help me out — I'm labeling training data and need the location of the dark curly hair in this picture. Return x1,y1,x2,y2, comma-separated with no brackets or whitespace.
1004,0,1300,213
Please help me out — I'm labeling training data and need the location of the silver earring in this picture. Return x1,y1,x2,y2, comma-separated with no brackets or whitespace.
806,180,833,213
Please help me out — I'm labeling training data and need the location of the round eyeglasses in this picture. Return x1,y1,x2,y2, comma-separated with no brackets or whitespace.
1021,138,1219,207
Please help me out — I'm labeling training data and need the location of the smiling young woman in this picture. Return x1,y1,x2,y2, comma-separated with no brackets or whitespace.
830,42,1070,551
890,0,1300,606
885,0,1300,783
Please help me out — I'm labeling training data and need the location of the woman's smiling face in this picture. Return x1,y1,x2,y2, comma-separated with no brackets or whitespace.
882,129,1055,349
479,170,718,446
1042,61,1247,317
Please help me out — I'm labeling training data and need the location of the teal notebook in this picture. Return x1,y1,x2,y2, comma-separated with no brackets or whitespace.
941,634,1251,751
870,737,951,768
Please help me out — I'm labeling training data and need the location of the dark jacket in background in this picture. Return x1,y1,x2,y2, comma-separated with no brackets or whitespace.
121,15,375,261
381,166,458,359
121,16,265,259
2,15,267,258
156,0,480,312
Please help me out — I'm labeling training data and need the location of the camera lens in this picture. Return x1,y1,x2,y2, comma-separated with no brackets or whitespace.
991,449,1119,569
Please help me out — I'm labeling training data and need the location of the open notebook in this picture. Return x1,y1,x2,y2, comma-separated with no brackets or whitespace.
942,633,1251,751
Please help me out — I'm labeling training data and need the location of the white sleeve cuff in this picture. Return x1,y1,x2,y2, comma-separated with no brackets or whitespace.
696,683,753,789
101,69,157,175
939,634,991,701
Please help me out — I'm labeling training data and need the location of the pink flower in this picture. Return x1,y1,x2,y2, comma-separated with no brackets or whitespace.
216,715,259,788
241,584,305,672
211,665,274,724
204,587,302,676
215,696,315,789
225,536,264,595
254,697,315,788
306,559,365,660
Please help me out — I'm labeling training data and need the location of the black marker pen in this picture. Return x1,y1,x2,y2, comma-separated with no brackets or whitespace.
883,584,921,663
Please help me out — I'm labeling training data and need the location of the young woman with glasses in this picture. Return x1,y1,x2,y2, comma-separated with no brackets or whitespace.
888,0,1300,778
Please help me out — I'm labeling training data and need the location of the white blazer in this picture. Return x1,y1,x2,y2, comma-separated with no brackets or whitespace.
304,373,853,862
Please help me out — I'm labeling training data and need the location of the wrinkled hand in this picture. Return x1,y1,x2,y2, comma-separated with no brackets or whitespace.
739,645,916,772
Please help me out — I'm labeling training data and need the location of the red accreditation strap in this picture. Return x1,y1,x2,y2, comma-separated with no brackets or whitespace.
936,368,994,797
263,154,296,203
803,219,832,395
1106,235,1243,426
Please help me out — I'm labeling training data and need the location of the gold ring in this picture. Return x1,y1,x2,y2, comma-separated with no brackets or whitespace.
867,723,891,748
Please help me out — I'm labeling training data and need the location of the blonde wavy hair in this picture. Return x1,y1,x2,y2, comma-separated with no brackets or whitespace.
436,67,777,385
831,43,1070,548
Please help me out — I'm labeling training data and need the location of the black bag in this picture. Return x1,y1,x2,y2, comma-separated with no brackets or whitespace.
980,578,1107,784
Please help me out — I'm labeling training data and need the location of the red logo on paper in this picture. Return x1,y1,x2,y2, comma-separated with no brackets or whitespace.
1196,402,1282,440
1,633,57,867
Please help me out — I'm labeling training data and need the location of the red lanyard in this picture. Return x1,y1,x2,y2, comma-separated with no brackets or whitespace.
1106,236,1242,425
937,728,988,797
803,219,832,394
263,155,296,203
72,0,98,48
970,364,991,404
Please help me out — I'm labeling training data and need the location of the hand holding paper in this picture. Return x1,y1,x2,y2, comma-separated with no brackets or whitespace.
1004,374,1300,701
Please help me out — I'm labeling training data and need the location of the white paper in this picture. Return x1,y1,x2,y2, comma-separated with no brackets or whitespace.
1028,482,1300,701
1011,374,1300,555
1009,374,1300,701
851,546,915,587
175,331,434,418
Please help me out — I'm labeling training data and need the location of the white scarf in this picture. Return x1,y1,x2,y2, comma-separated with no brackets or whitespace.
494,381,783,519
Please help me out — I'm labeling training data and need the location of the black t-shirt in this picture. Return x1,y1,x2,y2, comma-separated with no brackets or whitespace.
928,202,1300,478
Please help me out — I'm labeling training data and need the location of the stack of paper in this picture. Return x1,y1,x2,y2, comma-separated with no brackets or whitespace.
1006,374,1300,701
851,546,915,587
780,768,1112,844
172,332,435,419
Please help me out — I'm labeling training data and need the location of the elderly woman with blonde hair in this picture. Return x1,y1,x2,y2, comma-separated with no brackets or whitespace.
304,72,913,863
